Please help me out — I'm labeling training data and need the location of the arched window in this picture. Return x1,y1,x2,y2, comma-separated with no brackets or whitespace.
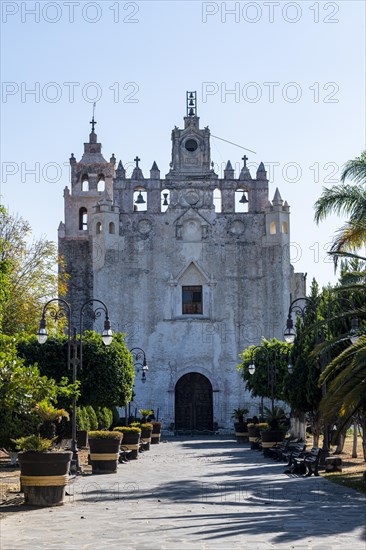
96,222,102,234
133,187,147,212
270,221,277,235
79,207,88,230
281,221,288,234
97,175,105,192
81,175,89,192
235,188,248,213
213,188,222,213
161,189,170,212
109,222,115,234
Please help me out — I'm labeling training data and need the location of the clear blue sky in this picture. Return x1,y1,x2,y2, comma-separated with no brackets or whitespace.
1,0,365,288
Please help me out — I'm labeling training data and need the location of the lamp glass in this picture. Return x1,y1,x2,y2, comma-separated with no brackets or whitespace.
288,363,294,374
284,331,295,344
102,329,113,346
248,364,255,375
37,328,48,345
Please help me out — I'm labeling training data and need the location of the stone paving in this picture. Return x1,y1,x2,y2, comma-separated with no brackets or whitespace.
0,437,365,550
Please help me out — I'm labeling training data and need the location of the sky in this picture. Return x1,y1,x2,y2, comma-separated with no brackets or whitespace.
1,0,365,289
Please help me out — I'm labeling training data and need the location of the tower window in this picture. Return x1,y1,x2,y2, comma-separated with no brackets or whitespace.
270,221,277,235
109,222,115,234
82,175,89,192
213,188,222,212
79,207,88,230
182,286,202,314
97,175,105,192
281,222,288,234
96,222,102,234
185,139,198,152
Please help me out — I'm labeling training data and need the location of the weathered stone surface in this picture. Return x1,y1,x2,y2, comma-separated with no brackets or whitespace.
59,101,306,429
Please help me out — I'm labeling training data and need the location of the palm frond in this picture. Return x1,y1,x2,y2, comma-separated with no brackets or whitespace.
340,152,366,184
314,185,366,224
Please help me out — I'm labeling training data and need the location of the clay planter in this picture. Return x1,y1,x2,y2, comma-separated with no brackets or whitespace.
234,422,248,443
89,436,122,474
18,450,72,507
140,426,153,451
248,426,261,450
260,429,283,456
151,422,162,444
121,431,141,459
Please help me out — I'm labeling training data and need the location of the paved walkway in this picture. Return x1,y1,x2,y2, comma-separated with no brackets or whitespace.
1,437,365,549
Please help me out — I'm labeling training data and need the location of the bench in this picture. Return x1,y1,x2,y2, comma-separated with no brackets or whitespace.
119,446,133,463
268,438,300,461
293,447,321,477
283,442,307,464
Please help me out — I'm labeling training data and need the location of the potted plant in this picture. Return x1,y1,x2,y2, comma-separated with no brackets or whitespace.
131,422,153,450
231,408,249,443
247,422,269,450
261,406,286,455
113,426,141,459
151,421,163,444
88,431,122,474
139,409,154,422
14,426,72,507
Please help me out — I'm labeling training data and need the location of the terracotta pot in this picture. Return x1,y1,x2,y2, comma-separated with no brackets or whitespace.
89,436,121,474
77,430,88,448
18,451,72,507
260,429,283,448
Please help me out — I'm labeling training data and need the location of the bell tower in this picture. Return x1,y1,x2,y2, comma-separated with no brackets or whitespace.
167,91,213,179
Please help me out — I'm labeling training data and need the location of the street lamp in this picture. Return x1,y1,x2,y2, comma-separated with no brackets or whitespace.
130,347,148,383
37,298,113,474
284,297,317,344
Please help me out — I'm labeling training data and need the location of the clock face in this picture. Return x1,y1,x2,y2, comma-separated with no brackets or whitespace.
185,139,198,152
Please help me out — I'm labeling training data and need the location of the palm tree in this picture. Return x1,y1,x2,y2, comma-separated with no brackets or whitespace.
319,333,366,460
314,151,366,261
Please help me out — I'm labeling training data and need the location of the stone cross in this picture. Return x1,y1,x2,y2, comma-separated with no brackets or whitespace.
242,155,248,167
134,156,141,168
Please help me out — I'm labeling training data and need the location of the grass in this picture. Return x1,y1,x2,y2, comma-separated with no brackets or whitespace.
320,435,366,494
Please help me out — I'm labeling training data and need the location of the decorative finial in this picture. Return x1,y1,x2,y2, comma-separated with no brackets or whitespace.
134,156,141,168
242,155,248,168
90,102,97,133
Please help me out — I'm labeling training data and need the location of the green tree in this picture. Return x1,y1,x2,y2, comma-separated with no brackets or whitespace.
0,335,58,448
17,331,134,408
314,150,366,261
238,338,291,411
0,205,66,335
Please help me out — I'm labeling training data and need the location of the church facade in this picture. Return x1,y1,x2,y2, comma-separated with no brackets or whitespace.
59,93,305,431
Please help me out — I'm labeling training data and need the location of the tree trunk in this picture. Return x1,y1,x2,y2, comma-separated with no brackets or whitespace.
352,419,358,459
333,422,349,454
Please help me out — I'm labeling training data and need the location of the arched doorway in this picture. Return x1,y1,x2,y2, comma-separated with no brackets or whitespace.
175,372,213,431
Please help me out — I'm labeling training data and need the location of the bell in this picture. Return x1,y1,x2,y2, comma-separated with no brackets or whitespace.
189,100,194,107
163,193,169,206
188,108,195,116
135,191,146,204
189,92,194,99
239,192,248,204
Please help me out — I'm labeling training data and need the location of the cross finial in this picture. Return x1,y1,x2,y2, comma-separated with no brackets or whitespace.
134,156,141,168
242,155,248,167
90,102,97,133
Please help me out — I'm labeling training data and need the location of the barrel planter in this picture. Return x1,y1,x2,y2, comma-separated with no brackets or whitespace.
88,432,122,474
151,422,162,444
77,430,88,448
248,426,261,450
113,427,141,460
18,450,72,507
140,424,153,451
234,422,248,443
261,429,283,457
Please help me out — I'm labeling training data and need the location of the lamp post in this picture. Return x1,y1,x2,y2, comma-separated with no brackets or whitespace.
130,347,148,383
37,298,113,474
